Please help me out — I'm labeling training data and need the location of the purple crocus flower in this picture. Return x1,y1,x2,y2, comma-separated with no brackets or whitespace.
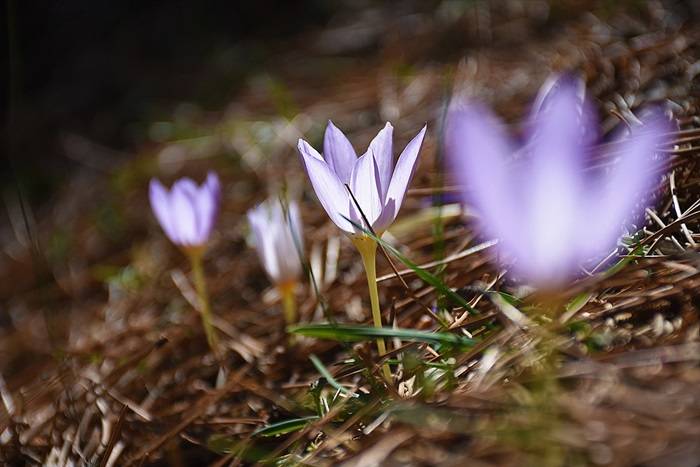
298,121,427,235
446,77,669,286
247,198,304,287
149,172,221,249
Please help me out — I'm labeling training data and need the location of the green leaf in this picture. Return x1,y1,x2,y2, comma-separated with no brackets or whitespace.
310,354,358,398
559,291,594,323
252,415,320,437
289,324,476,348
604,243,645,277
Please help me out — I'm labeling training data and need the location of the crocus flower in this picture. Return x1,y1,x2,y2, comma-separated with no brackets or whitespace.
149,172,221,250
446,76,668,287
248,198,304,294
298,121,427,381
297,121,426,235
148,171,221,353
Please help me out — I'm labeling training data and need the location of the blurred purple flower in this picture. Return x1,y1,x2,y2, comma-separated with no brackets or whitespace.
298,121,427,235
446,76,669,286
247,198,304,286
149,172,220,249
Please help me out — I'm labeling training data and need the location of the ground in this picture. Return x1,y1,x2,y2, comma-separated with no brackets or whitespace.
1,2,700,466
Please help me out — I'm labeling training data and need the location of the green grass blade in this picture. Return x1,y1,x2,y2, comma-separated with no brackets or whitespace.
309,354,358,398
289,323,476,348
604,243,645,278
252,415,320,437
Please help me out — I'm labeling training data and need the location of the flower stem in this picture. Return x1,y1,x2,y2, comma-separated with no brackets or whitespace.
189,250,220,357
352,236,392,382
278,281,297,325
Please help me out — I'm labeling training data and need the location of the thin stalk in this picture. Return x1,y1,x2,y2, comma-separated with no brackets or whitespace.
519,296,565,465
352,236,392,382
188,250,220,357
278,281,297,324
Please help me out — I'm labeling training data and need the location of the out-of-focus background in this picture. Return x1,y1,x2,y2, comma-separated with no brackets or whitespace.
9,0,698,204
6,0,699,295
3,1,700,465
4,1,333,197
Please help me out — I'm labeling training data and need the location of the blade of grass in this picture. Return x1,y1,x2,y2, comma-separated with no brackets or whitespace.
559,291,593,323
252,415,320,437
289,323,476,348
309,354,358,398
603,243,645,277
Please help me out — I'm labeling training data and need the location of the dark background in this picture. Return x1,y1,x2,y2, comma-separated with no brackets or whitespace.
2,0,341,202
4,0,700,206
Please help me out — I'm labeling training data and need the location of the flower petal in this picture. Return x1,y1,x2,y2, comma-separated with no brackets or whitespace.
324,121,357,184
350,150,383,232
585,112,670,258
445,106,523,263
149,179,179,244
528,74,597,154
524,79,594,282
286,200,304,255
248,198,304,284
368,122,393,201
273,201,304,282
170,178,200,246
298,138,353,233
194,172,220,242
247,204,276,280
375,125,426,231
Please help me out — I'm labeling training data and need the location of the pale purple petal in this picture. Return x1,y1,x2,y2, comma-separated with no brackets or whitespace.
248,198,304,284
247,205,276,280
531,74,584,120
527,77,589,174
194,172,220,242
175,177,216,246
324,121,357,184
445,107,522,252
530,73,567,118
584,112,670,258
150,173,219,248
350,150,383,233
524,83,589,282
299,138,324,161
368,122,394,201
298,138,354,233
286,200,304,255
149,179,179,244
170,178,200,246
529,73,599,151
273,202,304,282
374,125,426,231
175,178,208,245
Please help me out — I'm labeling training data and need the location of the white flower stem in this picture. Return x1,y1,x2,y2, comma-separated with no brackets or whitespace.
188,250,220,357
278,281,297,325
352,236,392,382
